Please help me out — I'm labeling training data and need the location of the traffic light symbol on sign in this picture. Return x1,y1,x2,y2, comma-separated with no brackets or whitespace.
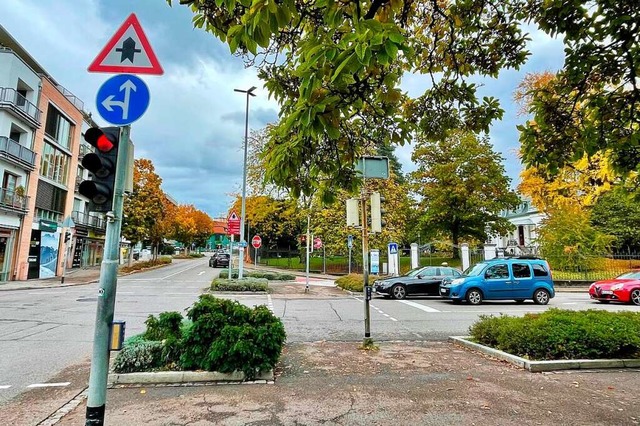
79,127,120,212
64,231,72,243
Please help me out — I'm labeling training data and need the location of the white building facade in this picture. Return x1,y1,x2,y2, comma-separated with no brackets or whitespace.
486,199,546,256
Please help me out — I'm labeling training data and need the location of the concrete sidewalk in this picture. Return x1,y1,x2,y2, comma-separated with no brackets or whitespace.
50,340,640,425
0,266,101,291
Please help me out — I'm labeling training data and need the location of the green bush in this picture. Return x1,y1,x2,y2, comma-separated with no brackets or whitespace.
218,270,295,281
112,340,164,373
218,269,239,279
180,295,286,378
143,311,183,341
469,309,640,360
120,257,172,273
335,274,364,292
210,278,269,292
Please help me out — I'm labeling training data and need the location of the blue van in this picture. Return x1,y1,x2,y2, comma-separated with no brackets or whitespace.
439,257,555,305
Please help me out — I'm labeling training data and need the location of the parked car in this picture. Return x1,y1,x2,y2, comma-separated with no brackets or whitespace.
439,257,555,305
373,266,463,299
209,253,230,268
588,271,640,305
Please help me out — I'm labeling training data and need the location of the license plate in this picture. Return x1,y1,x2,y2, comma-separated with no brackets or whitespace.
601,290,613,295
440,288,447,294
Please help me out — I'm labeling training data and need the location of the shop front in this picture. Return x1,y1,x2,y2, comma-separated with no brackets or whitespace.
27,219,60,279
72,227,104,268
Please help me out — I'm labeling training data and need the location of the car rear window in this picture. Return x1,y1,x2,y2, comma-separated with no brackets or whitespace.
532,264,549,277
219,254,230,259
512,263,531,279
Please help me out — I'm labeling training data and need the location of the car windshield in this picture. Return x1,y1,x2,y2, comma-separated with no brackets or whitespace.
617,271,640,279
463,263,486,276
405,267,426,277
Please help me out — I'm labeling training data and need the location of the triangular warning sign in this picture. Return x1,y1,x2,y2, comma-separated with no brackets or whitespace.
228,212,239,221
88,13,163,75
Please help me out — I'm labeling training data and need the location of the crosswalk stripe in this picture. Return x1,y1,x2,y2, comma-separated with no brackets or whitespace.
27,382,70,388
0,385,11,389
398,300,441,313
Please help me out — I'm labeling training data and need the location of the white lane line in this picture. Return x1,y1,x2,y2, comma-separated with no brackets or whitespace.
398,300,441,313
27,382,70,388
198,271,205,276
160,262,205,280
0,385,11,389
390,317,398,322
382,313,390,317
562,302,577,305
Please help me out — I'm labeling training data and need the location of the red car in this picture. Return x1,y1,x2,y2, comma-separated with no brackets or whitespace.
589,271,640,305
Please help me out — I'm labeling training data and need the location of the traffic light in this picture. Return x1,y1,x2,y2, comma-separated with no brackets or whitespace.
370,192,386,233
79,127,120,212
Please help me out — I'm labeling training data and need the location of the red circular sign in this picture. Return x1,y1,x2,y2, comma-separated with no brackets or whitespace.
251,235,262,249
313,237,322,249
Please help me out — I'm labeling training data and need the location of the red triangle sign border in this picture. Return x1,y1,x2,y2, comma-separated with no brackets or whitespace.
88,13,163,75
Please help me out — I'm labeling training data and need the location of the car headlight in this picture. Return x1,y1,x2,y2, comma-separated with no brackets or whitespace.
611,284,624,291
450,278,465,285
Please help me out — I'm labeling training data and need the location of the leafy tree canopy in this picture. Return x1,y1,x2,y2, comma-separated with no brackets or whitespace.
169,0,531,198
590,189,640,253
409,131,519,256
123,158,166,245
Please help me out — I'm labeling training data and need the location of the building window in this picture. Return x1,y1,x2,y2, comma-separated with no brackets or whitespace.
45,104,73,149
40,142,70,185
2,172,18,193
35,180,66,214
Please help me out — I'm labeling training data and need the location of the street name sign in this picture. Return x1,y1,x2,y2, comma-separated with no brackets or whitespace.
96,74,150,125
88,13,163,75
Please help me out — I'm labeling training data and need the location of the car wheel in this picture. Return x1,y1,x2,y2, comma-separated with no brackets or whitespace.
533,288,550,305
466,288,483,305
631,289,640,306
597,300,610,304
514,299,525,304
391,284,407,300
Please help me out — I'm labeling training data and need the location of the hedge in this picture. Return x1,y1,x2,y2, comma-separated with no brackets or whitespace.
219,269,295,281
119,257,172,274
469,309,640,360
112,295,286,379
335,274,364,292
210,277,269,292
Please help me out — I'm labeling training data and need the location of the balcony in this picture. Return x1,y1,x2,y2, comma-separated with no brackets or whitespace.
0,87,41,127
0,187,29,213
72,210,106,230
0,136,37,170
79,142,94,159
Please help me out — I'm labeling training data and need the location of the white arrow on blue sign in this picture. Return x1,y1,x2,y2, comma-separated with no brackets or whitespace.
388,243,398,254
96,74,150,125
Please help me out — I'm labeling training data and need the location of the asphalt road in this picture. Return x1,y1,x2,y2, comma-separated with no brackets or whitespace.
2,261,639,414
0,258,214,405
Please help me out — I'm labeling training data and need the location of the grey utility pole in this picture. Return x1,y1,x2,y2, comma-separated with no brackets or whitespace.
85,126,131,426
234,86,256,279
361,192,371,340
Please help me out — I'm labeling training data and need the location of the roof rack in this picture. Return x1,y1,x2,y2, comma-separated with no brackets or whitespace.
490,255,542,260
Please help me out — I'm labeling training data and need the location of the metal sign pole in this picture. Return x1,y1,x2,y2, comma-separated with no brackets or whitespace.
85,126,130,425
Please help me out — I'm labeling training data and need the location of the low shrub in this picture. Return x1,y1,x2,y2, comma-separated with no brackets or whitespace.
210,278,269,292
335,274,364,292
469,309,640,360
173,253,205,259
218,270,295,281
143,311,183,341
120,257,172,274
180,295,286,378
112,339,164,373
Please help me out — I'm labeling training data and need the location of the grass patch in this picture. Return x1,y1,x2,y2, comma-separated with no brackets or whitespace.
470,309,640,360
120,257,172,274
210,277,269,292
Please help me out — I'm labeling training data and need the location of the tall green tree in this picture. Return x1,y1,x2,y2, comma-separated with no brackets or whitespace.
409,131,519,257
590,189,640,253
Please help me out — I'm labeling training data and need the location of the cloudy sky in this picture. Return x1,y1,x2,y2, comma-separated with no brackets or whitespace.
0,1,564,218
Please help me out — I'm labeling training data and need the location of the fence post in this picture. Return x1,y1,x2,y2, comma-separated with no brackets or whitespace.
461,243,470,271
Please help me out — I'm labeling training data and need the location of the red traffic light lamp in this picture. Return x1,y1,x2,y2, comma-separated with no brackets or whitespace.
79,127,120,212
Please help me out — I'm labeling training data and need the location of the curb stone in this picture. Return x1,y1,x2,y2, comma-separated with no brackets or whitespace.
450,336,640,372
108,369,274,385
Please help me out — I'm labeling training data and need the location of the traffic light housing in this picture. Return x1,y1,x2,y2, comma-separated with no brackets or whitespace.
79,127,120,212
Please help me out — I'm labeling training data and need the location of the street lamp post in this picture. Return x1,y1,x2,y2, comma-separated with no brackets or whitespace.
234,86,256,279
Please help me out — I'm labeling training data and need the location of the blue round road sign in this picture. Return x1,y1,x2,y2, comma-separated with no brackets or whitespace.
96,74,150,125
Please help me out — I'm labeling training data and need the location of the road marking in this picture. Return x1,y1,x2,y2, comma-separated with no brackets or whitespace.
562,302,577,305
0,385,11,389
398,300,441,313
266,294,274,313
160,262,204,280
198,271,205,276
27,382,70,388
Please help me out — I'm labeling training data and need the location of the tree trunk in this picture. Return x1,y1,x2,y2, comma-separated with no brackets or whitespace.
452,225,460,259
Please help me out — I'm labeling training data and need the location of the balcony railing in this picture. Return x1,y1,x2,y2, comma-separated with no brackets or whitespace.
0,136,37,170
0,87,41,124
72,210,106,230
0,187,29,212
79,142,94,158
